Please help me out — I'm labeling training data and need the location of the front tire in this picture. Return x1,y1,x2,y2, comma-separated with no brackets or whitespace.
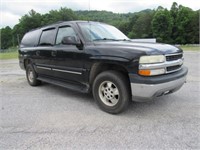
26,64,41,86
93,71,131,114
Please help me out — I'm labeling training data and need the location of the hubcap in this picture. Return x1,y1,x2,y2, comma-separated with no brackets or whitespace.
28,69,34,83
98,81,120,107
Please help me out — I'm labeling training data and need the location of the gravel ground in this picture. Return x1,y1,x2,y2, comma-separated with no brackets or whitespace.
0,51,199,150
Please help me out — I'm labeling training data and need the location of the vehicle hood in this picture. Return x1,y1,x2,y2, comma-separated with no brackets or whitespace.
86,41,182,60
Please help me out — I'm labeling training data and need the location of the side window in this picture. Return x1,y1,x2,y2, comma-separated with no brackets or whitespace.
56,26,77,45
39,28,55,46
21,29,41,47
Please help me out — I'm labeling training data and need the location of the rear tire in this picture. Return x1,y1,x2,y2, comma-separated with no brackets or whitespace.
26,64,41,86
93,70,131,114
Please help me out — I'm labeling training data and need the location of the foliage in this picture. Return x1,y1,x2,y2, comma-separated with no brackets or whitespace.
0,2,199,50
41,7,78,26
128,9,155,38
1,26,13,49
75,10,131,26
152,8,173,43
175,6,199,44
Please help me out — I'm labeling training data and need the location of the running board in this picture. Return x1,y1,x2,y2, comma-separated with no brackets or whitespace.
37,76,89,93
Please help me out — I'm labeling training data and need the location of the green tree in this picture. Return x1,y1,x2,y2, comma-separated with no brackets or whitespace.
118,21,130,36
170,2,179,44
190,11,199,44
175,6,198,44
75,10,131,28
152,8,173,43
129,10,154,38
42,8,78,25
12,24,24,46
19,9,42,34
11,9,42,46
1,26,13,49
1,2,198,49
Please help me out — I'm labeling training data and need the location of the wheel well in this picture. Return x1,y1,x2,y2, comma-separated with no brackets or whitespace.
89,63,130,85
24,59,31,69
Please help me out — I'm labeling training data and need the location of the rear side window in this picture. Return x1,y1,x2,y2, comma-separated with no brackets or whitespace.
39,28,56,46
21,30,41,47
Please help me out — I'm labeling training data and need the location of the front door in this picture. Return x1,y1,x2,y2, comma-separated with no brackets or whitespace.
52,25,85,84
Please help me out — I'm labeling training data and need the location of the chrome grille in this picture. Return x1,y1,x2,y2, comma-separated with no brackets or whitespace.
165,53,183,73
166,65,182,72
166,53,183,61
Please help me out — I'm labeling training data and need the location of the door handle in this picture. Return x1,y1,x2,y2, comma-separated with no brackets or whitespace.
36,51,40,56
51,51,57,57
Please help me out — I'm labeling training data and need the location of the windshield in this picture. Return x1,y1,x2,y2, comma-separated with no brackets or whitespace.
78,22,129,42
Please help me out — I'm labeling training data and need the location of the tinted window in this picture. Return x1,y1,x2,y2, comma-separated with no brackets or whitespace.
56,26,77,44
21,29,41,47
39,28,56,46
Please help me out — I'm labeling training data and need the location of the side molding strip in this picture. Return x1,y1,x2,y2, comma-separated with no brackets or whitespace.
36,66,51,70
36,65,82,75
52,68,82,75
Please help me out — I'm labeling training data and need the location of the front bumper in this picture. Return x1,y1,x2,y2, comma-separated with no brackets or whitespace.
129,66,188,102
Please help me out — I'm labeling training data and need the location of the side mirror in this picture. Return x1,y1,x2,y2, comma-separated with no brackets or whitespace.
62,36,80,45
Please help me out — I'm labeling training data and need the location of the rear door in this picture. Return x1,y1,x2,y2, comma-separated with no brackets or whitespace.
34,28,56,77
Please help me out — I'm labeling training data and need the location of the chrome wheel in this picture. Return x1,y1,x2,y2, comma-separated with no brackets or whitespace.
98,81,120,107
28,69,34,83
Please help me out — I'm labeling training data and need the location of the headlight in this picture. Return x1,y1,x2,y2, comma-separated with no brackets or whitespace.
139,55,165,64
139,55,166,76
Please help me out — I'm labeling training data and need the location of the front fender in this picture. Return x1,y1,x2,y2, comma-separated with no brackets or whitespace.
89,55,130,62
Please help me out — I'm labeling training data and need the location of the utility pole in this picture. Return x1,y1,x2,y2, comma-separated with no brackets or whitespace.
12,36,14,47
17,34,20,46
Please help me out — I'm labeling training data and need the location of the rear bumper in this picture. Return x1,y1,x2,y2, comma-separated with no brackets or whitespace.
129,66,188,102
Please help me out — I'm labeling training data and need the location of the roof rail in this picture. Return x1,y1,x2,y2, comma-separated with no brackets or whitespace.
54,21,65,24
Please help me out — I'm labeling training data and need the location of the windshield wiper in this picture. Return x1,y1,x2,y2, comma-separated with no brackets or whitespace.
93,38,118,41
117,39,131,41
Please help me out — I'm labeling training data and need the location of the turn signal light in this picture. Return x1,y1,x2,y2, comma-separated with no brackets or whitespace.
139,68,165,76
139,70,151,76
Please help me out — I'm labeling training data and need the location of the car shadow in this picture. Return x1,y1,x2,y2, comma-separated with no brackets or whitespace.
38,82,177,116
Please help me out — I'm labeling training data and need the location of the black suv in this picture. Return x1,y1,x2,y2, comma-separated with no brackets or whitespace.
19,21,188,114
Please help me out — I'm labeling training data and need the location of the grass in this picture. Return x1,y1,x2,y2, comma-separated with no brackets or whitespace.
179,45,200,51
0,47,18,60
0,51,18,60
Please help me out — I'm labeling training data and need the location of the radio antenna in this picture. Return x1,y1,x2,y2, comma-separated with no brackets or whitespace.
88,0,91,41
87,0,90,22
89,0,90,12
